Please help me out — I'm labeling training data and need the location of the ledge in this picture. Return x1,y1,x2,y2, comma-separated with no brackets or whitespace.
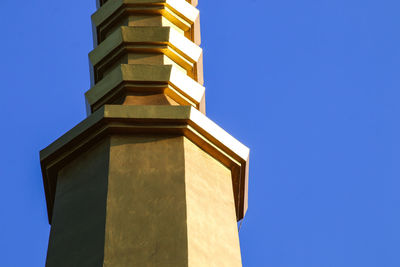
92,0,200,45
89,26,203,84
98,0,198,8
85,64,205,113
40,105,249,223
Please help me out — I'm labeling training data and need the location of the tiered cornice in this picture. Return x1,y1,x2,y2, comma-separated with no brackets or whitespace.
87,0,205,113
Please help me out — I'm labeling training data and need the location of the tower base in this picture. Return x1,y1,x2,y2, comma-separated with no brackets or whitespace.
40,105,249,267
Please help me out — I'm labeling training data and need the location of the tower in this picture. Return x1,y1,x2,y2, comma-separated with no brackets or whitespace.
40,0,250,266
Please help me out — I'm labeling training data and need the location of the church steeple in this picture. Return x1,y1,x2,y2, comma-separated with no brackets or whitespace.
40,1,250,266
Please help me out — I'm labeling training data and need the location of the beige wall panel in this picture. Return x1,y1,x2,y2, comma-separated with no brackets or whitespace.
184,138,242,267
104,135,189,267
122,92,179,105
46,139,110,267
127,15,185,35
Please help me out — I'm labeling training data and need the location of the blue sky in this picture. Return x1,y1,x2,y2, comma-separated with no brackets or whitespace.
1,0,400,266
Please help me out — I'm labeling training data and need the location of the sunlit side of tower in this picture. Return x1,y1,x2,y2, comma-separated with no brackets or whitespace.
40,0,250,266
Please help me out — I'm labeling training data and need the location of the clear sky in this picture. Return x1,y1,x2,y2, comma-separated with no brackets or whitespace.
1,0,400,266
